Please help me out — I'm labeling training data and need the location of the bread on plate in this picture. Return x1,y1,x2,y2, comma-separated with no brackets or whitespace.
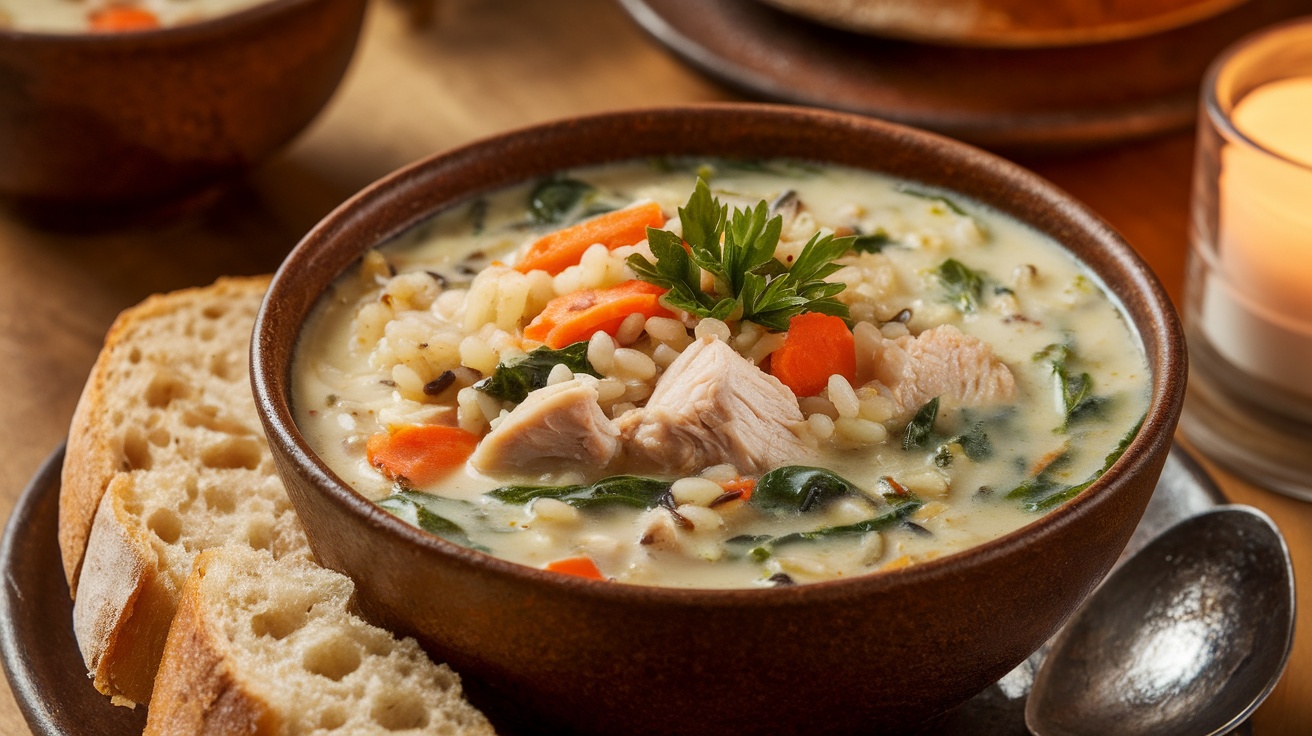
58,276,493,734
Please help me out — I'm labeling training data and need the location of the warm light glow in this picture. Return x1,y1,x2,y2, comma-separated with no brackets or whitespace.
1202,76,1312,396
1234,78,1312,166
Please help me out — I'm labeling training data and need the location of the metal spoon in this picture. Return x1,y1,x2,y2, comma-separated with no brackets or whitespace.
1025,504,1295,736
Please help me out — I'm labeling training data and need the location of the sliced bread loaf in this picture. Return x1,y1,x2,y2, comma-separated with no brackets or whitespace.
61,276,313,706
144,545,495,736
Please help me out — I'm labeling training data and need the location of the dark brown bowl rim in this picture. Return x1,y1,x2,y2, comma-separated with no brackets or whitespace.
253,102,1186,608
0,0,318,43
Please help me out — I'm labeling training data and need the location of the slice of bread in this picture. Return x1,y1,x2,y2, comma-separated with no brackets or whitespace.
62,276,313,706
60,275,288,590
144,546,495,736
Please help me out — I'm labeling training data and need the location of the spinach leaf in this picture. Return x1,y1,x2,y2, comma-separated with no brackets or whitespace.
851,230,894,254
467,198,488,235
751,466,862,515
748,494,924,559
487,475,673,510
902,397,940,451
528,177,595,225
378,492,481,549
474,342,599,403
954,421,993,461
1034,342,1107,431
1008,416,1144,512
935,259,986,313
895,184,969,216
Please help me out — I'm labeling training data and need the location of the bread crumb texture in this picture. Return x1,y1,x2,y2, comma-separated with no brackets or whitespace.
146,547,495,736
67,277,313,706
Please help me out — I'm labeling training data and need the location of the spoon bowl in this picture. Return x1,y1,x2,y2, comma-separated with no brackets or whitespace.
1026,506,1295,736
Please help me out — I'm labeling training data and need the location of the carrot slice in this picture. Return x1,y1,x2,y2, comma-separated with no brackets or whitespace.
770,312,857,398
524,280,674,348
719,477,756,501
515,202,665,276
89,6,160,32
544,556,604,580
366,425,480,487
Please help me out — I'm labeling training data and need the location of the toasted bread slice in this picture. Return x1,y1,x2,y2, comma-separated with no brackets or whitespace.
62,276,312,706
144,546,495,736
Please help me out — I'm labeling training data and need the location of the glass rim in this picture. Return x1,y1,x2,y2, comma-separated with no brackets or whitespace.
1203,14,1312,175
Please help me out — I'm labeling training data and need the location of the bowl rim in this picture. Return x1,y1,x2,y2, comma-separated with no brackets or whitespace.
0,0,325,43
253,102,1186,606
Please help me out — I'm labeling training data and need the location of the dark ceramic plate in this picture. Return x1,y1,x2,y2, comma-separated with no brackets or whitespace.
617,0,1312,152
0,444,1237,735
0,447,146,736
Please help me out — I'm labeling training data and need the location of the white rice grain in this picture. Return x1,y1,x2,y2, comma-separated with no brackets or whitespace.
671,477,725,507
827,375,860,418
694,317,731,342
835,417,888,445
587,331,616,374
615,312,647,345
546,363,574,385
613,348,657,381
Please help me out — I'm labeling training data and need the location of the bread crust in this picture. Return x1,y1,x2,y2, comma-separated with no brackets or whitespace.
143,550,277,736
73,475,180,707
59,275,273,592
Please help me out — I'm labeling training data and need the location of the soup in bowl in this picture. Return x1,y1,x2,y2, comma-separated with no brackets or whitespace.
253,105,1185,735
0,0,273,32
292,159,1150,589
0,0,364,205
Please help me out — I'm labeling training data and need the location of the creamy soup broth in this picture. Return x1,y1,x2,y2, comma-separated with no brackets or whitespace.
0,0,268,31
293,159,1150,588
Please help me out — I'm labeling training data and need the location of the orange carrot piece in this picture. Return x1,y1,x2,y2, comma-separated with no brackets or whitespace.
524,280,674,348
719,477,756,501
770,312,857,398
366,425,480,487
515,202,665,276
544,556,604,580
89,6,160,32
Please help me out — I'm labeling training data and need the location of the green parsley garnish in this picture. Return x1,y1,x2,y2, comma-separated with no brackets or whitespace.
626,179,854,331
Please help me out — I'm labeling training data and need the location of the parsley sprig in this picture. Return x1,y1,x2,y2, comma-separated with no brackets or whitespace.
626,179,854,331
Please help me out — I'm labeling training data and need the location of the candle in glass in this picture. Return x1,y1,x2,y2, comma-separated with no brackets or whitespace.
1181,17,1312,500
1200,77,1312,398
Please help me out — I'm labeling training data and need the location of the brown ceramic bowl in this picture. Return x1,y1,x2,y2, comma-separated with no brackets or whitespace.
0,0,365,207
252,104,1187,736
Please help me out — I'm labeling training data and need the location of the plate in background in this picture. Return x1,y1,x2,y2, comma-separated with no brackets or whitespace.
752,0,1251,48
619,0,1312,152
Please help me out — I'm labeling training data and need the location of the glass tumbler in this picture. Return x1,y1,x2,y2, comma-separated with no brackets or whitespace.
1181,17,1312,500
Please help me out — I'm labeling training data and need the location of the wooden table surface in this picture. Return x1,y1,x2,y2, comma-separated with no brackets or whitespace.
1,0,1307,733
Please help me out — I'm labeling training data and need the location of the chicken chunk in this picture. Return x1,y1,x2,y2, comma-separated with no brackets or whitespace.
864,324,1016,420
617,338,814,475
469,377,620,472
